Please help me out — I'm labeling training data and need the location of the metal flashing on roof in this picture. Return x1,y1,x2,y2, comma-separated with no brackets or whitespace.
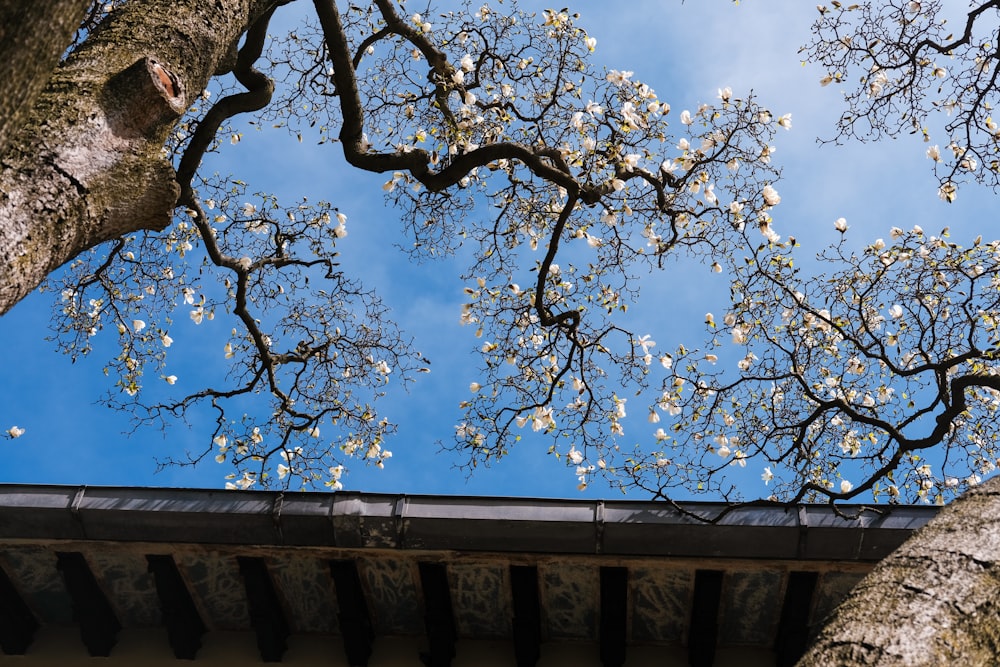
0,484,937,560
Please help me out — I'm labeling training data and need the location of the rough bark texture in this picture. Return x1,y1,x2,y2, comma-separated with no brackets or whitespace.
799,474,1000,666
0,0,91,159
0,0,272,315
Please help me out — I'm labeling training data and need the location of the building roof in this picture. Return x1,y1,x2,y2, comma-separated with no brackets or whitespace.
0,484,938,666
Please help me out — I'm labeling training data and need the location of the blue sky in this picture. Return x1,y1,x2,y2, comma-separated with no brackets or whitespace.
1,1,994,498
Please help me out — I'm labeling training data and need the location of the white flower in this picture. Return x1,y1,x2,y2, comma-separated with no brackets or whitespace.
6,426,25,438
926,145,941,161
567,446,584,465
132,319,146,333
938,182,957,202
718,87,733,102
777,113,792,130
888,304,904,319
469,382,482,393
840,479,853,493
606,69,633,86
163,375,177,385
761,467,774,485
160,333,173,347
460,53,475,72
680,109,693,125
834,217,848,232
762,185,781,206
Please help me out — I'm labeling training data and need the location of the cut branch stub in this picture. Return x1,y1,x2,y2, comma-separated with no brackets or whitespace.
103,56,186,138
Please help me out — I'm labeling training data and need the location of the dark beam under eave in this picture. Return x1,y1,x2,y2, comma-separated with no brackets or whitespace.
688,569,724,667
238,556,289,662
599,566,628,667
330,559,374,667
774,571,819,667
509,565,541,667
418,562,456,667
0,561,37,654
147,554,207,659
56,551,121,657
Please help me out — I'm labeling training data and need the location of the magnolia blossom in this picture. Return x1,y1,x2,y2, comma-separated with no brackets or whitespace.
620,101,646,129
163,375,177,385
6,426,24,438
731,351,753,371
762,184,781,206
225,472,257,490
160,333,173,347
777,113,792,130
636,334,656,365
840,479,853,493
132,319,146,333
834,217,848,232
606,69,633,86
761,467,774,485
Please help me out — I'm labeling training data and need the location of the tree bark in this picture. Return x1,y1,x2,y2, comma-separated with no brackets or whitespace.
799,474,1000,666
0,0,272,315
0,0,91,160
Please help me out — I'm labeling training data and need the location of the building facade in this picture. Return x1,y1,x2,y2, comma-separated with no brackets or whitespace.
0,485,937,666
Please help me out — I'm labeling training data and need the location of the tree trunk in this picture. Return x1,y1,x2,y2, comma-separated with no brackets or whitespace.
0,0,91,159
799,474,1000,666
0,0,271,315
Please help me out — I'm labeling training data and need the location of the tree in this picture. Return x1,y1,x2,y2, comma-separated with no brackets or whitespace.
4,0,1000,660
791,1,1000,662
3,0,787,489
